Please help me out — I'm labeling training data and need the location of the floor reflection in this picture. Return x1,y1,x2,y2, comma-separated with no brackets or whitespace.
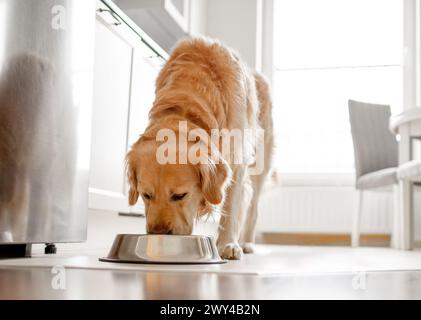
1,267,421,299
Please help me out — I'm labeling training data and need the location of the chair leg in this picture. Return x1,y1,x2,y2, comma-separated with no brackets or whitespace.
352,190,363,247
391,185,401,249
399,180,414,250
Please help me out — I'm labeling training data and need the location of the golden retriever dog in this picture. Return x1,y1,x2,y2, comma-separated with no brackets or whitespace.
126,38,273,259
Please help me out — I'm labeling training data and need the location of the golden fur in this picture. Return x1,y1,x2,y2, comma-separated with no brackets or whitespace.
127,38,273,259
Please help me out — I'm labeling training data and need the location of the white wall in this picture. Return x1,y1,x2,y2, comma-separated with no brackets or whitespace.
189,0,208,36
403,0,421,109
205,0,262,70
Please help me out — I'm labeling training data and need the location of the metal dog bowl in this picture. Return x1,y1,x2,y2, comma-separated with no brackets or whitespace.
99,234,226,264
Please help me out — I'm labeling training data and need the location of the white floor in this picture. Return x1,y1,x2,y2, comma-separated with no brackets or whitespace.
2,245,421,276
2,210,421,277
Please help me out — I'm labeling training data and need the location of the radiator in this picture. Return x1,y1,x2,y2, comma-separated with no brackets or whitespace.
257,186,397,234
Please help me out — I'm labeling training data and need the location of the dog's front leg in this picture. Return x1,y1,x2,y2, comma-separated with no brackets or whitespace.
217,165,248,260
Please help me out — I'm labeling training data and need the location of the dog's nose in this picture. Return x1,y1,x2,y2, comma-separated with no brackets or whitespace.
147,223,173,235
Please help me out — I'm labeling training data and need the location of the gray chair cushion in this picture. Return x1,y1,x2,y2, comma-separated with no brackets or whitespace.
397,160,421,181
356,167,398,190
348,100,398,181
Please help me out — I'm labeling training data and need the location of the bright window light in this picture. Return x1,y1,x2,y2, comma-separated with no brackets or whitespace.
272,0,403,174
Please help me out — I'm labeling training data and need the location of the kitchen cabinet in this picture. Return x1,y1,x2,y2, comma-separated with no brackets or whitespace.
165,0,190,32
89,1,165,214
114,0,207,52
127,47,162,147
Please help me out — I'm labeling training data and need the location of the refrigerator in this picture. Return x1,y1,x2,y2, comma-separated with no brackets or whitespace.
0,0,96,256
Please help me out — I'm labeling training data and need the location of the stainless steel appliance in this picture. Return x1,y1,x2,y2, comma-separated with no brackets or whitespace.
0,0,96,255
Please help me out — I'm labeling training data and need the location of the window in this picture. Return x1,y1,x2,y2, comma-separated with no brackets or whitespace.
272,0,403,174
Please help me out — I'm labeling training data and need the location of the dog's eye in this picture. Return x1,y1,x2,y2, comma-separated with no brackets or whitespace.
171,193,187,202
143,193,152,200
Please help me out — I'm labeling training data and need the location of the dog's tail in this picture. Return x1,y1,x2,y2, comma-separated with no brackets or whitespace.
253,72,273,128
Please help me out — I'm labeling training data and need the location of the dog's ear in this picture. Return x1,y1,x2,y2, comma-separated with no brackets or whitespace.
199,158,231,205
126,152,139,206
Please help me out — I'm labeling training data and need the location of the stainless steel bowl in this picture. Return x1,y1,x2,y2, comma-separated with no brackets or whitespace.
99,234,226,264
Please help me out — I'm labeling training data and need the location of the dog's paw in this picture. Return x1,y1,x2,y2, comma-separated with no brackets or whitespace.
241,242,254,254
219,243,243,260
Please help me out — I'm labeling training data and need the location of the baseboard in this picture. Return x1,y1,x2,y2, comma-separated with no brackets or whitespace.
257,232,391,247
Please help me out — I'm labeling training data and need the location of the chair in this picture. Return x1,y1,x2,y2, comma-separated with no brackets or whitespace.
398,160,421,182
348,100,399,248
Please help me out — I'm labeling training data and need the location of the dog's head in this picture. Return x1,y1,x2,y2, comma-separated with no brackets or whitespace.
126,136,231,235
